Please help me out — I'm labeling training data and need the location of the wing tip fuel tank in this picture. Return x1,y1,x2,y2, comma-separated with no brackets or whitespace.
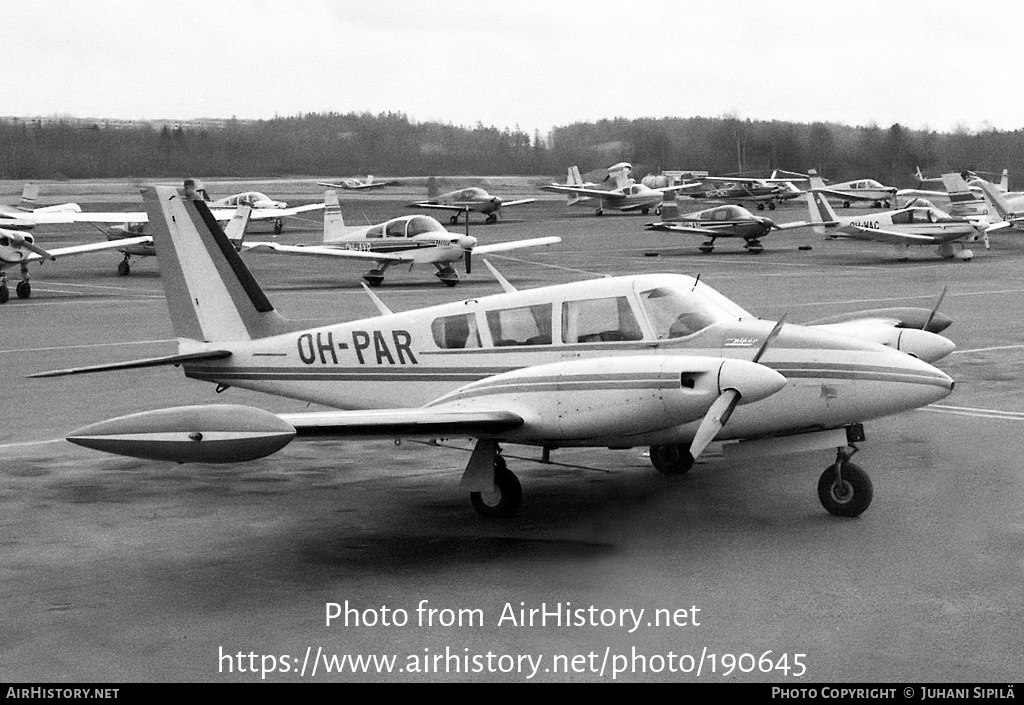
66,404,297,463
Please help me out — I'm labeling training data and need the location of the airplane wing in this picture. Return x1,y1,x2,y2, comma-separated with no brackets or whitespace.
774,220,812,230
499,198,536,207
279,407,524,439
24,235,153,262
539,185,624,201
241,242,410,262
68,203,324,225
0,211,89,226
646,223,725,236
705,176,767,185
472,236,561,254
835,225,935,245
409,202,470,212
316,181,390,191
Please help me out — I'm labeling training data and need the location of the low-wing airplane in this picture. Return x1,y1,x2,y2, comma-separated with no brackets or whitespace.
805,171,897,208
33,183,956,521
976,179,1024,232
807,173,988,260
0,183,84,229
67,182,327,274
688,176,802,211
540,163,702,216
645,200,809,253
0,226,150,303
240,191,560,287
316,175,397,191
409,184,535,225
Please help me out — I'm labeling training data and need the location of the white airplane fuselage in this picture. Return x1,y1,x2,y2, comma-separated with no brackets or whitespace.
179,274,953,448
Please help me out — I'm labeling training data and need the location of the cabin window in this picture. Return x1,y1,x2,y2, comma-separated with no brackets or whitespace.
562,296,643,343
640,287,720,339
431,313,481,349
386,220,406,238
365,225,384,238
486,304,552,346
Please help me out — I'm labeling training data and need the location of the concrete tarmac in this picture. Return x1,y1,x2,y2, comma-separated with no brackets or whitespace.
1,188,1022,682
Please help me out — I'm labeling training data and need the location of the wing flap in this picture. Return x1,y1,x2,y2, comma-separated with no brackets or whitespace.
472,236,561,254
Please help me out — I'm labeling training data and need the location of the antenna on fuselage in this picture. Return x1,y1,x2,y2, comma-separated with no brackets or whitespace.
692,273,701,291
360,282,394,316
482,259,517,294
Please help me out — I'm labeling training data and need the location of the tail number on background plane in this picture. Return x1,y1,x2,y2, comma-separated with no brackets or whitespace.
296,330,418,366
851,221,880,229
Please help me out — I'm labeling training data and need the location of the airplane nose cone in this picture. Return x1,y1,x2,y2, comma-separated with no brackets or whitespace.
896,329,956,363
458,235,477,250
717,359,787,404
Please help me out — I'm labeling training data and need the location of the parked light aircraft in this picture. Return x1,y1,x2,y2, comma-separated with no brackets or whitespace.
807,172,988,260
241,191,560,287
900,167,1011,206
645,199,809,253
316,175,397,191
0,226,149,303
33,183,956,520
409,184,535,225
805,170,897,208
0,183,83,229
976,179,1024,232
66,182,327,274
689,176,802,210
540,163,701,216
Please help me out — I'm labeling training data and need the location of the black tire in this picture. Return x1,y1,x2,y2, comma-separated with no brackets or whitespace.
768,202,776,210
441,279,458,288
364,277,383,288
450,215,459,225
485,214,497,224
756,203,765,210
649,444,694,475
16,281,30,299
470,457,522,517
699,246,713,254
0,285,8,304
274,219,283,234
817,461,873,517
641,207,650,215
118,261,130,276
654,207,662,216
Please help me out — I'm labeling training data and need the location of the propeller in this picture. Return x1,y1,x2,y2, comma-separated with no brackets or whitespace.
7,232,54,260
923,286,948,334
687,316,786,463
463,208,473,274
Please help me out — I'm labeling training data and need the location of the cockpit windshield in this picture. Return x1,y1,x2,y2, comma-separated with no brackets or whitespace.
407,215,446,236
639,282,748,339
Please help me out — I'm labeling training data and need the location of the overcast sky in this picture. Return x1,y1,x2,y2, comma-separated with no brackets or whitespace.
6,0,1021,135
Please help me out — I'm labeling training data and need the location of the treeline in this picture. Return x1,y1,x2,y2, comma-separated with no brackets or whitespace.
2,111,1023,187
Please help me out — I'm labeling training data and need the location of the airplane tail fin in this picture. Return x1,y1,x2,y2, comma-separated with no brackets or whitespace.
999,168,1009,192
940,172,986,217
977,179,1017,220
322,190,347,243
805,173,840,235
18,183,40,211
914,166,925,186
568,166,583,186
142,183,295,343
807,168,828,191
223,204,252,248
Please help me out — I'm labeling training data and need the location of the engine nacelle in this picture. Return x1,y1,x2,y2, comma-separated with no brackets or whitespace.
427,355,785,442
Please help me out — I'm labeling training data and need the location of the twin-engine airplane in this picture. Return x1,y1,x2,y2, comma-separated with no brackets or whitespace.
540,162,702,216
807,172,988,260
240,191,560,287
317,175,397,191
645,200,809,253
409,185,535,225
33,184,956,520
0,226,150,303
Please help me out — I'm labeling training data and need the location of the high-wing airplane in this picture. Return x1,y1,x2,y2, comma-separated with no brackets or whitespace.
409,184,535,225
0,183,84,229
241,191,560,287
805,170,897,208
0,226,150,303
645,199,809,253
806,173,988,260
688,176,803,210
316,175,397,191
540,162,702,216
33,183,955,521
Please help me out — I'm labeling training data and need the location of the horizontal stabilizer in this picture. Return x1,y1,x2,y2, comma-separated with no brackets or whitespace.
29,350,232,378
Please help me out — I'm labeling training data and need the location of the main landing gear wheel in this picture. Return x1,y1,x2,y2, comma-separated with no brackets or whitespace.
16,281,30,299
699,240,715,254
817,460,873,517
649,444,694,475
768,202,776,210
450,215,460,225
485,214,497,224
363,276,383,287
756,203,765,210
0,285,9,304
118,260,131,276
470,456,522,518
654,207,662,216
